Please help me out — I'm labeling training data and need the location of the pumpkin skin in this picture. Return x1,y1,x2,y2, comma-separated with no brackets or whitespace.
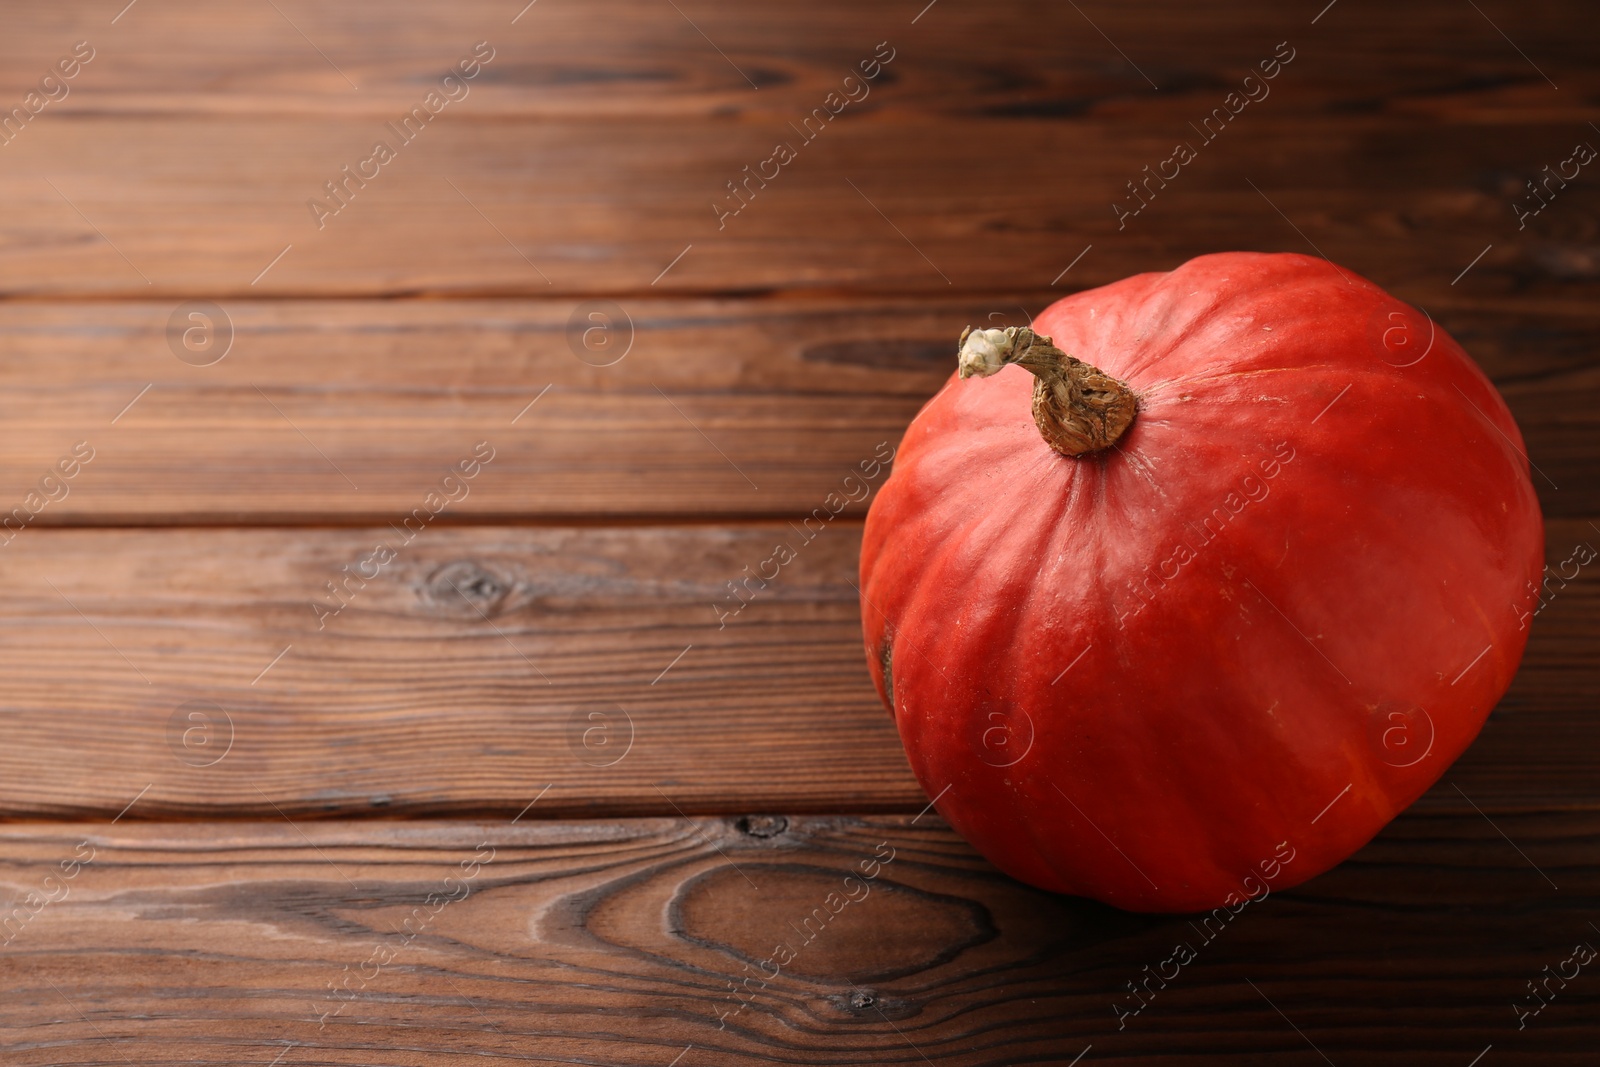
859,251,1543,913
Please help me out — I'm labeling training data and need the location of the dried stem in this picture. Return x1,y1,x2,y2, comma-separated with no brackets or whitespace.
957,326,1137,456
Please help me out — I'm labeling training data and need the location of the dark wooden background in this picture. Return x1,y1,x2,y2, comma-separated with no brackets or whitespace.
0,1,1595,1063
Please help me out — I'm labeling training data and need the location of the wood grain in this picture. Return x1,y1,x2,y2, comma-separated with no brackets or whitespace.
3,112,1597,301
0,298,1593,522
0,519,1591,820
3,0,1593,121
0,522,911,819
0,813,1594,1065
0,296,952,524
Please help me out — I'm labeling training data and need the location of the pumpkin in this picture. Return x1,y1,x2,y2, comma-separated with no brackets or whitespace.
859,251,1543,913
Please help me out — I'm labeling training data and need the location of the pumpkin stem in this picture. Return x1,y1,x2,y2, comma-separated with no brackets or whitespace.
957,325,1137,456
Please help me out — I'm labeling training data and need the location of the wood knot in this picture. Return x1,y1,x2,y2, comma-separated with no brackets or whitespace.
737,815,789,839
423,560,512,616
832,988,916,1020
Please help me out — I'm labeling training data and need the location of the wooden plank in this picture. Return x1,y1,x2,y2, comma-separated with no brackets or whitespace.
0,812,1595,1064
0,296,953,523
3,0,1591,121
0,522,912,819
0,519,1592,820
0,298,1592,522
0,113,1594,300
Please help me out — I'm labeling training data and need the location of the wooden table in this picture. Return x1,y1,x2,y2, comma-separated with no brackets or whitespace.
0,2,1595,1063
